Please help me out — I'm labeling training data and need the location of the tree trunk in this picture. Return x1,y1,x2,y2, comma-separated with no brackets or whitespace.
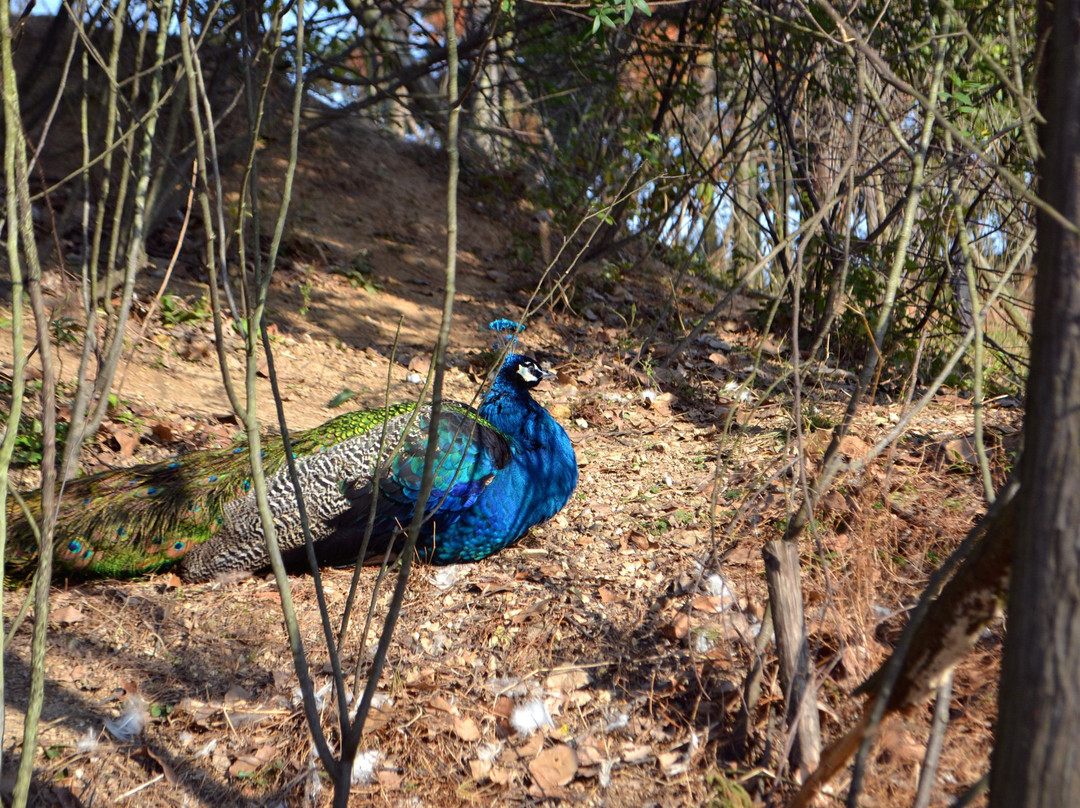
763,539,821,781
989,0,1080,805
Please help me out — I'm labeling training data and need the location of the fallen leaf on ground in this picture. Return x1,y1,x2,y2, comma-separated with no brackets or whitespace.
453,715,481,741
229,755,262,778
137,746,178,784
470,758,492,781
692,595,731,614
50,605,84,625
529,744,578,792
545,669,589,692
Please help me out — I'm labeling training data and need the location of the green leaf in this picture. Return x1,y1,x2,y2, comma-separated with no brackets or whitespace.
328,389,357,408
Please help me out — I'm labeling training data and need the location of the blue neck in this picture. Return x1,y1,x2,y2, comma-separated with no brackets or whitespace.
480,375,547,449
479,356,552,451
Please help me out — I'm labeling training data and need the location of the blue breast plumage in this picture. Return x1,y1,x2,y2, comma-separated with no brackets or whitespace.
420,354,579,563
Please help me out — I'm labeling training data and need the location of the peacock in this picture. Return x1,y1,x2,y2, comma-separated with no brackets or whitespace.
4,346,578,584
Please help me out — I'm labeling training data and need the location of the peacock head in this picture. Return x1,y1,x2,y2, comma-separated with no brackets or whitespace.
498,354,557,391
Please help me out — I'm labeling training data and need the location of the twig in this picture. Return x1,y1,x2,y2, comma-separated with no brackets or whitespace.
117,774,164,801
950,772,989,808
913,671,954,808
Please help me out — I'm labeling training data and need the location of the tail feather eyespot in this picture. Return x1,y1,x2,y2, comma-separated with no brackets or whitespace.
59,539,94,568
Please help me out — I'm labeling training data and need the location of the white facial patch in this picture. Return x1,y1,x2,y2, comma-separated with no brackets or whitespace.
516,362,541,383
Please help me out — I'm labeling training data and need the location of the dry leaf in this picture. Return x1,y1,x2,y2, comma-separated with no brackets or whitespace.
529,744,578,792
725,544,762,567
576,738,605,767
692,595,730,614
821,490,849,514
228,755,261,778
493,695,514,719
517,734,544,758
620,743,653,764
362,703,395,735
109,425,140,457
429,694,454,713
878,726,923,763
137,746,179,785
469,758,492,782
453,715,481,741
838,435,869,459
663,613,689,640
223,685,252,706
150,421,175,444
658,751,689,776
55,664,88,686
50,605,84,625
376,769,402,789
545,669,589,692
253,746,276,765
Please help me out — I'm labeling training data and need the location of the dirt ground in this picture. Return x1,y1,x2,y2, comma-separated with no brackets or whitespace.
0,115,1020,807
